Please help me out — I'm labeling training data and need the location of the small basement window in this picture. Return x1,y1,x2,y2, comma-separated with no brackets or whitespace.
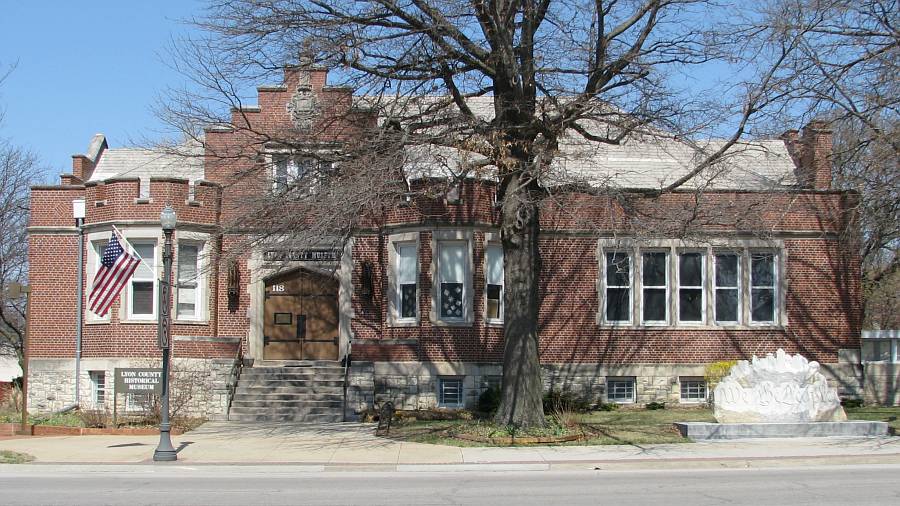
89,371,106,406
606,377,635,403
680,377,707,403
438,377,464,407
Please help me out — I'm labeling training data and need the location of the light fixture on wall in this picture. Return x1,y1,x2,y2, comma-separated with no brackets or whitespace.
227,259,240,312
359,261,374,300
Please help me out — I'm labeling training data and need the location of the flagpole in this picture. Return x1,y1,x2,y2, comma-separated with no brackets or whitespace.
111,224,156,277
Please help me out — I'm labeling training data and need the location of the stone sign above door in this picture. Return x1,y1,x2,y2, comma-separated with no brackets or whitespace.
263,249,341,262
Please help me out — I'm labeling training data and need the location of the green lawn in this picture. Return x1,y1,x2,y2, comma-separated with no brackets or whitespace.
383,407,715,447
382,405,899,447
0,450,34,464
846,406,900,432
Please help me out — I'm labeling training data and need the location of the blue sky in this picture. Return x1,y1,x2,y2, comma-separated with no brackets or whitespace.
0,1,203,178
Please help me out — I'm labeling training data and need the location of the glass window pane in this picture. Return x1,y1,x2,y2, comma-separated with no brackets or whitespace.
400,283,417,319
606,252,630,286
679,253,702,286
679,289,703,321
606,288,630,321
715,254,738,287
643,288,666,321
486,284,502,320
751,288,774,322
440,282,464,318
643,252,667,286
751,254,774,287
397,243,417,284
439,243,466,283
178,245,198,283
133,243,155,279
132,281,154,315
716,288,739,322
486,245,503,285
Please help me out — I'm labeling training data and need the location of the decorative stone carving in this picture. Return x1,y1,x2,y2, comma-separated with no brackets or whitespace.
714,349,847,423
286,71,319,130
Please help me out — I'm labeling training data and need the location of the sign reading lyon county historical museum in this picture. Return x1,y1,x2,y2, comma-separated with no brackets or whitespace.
263,249,342,262
114,368,163,395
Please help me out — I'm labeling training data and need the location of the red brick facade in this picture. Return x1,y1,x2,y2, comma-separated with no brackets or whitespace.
26,66,861,386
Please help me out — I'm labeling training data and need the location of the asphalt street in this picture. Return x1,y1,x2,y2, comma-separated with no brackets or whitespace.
2,463,899,505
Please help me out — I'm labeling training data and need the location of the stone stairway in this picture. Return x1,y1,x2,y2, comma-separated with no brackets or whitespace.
228,361,346,422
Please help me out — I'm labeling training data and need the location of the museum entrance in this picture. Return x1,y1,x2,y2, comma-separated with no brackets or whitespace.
263,269,339,360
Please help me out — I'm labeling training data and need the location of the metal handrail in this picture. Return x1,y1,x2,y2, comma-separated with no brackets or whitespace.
225,343,244,421
342,338,352,422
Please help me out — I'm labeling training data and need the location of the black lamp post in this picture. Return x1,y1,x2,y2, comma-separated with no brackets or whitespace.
153,205,177,462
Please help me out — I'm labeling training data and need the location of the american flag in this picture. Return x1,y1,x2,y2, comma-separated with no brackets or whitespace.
88,232,140,317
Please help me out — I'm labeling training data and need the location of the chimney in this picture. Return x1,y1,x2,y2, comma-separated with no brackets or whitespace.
792,120,833,190
69,134,107,181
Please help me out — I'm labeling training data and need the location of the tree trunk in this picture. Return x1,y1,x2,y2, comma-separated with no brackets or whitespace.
494,170,545,428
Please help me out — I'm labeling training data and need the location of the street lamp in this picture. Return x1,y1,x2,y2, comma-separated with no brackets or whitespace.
153,205,177,462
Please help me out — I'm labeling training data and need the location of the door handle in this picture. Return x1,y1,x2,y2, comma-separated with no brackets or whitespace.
297,314,306,341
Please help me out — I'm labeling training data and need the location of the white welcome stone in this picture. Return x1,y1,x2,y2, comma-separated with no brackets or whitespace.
714,349,847,423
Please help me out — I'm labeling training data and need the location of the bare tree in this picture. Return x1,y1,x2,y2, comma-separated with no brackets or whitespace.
0,62,42,365
762,0,898,327
160,1,803,427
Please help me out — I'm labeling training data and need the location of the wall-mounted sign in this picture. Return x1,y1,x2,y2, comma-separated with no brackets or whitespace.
264,249,341,262
114,368,163,395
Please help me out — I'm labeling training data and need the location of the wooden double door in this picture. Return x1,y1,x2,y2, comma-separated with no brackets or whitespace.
263,269,339,360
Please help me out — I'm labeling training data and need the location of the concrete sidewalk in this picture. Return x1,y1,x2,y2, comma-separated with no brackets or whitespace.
1,421,898,471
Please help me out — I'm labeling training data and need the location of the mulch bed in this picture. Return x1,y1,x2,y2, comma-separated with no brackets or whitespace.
0,423,183,437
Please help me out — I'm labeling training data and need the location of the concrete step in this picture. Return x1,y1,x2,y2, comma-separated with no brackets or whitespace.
231,399,344,412
233,386,344,396
253,360,342,368
236,379,345,388
232,392,343,402
227,412,344,423
229,405,342,416
238,372,346,381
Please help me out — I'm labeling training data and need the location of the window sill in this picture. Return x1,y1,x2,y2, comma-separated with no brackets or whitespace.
119,317,157,325
597,322,786,331
173,319,210,326
387,319,420,328
431,319,474,328
85,319,110,325
608,399,635,405
484,320,504,328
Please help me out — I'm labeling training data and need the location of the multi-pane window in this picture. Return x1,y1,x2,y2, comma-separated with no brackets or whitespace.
129,242,156,318
176,243,201,319
438,242,467,320
714,253,741,324
605,252,632,323
680,378,707,402
485,244,503,322
607,377,635,403
751,253,776,323
678,252,704,323
642,252,668,324
273,156,332,192
89,371,106,406
88,240,109,319
438,377,463,407
396,242,418,320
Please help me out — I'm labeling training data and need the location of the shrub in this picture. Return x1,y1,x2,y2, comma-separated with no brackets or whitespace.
77,408,110,428
841,398,864,409
477,387,501,415
596,402,620,411
645,401,666,410
704,360,738,388
543,390,591,414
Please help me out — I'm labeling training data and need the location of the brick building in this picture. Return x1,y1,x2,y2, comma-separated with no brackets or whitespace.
26,64,889,421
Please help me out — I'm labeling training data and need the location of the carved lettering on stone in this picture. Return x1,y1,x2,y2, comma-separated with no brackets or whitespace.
714,349,848,423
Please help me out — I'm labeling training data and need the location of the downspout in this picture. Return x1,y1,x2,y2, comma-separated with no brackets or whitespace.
73,198,86,409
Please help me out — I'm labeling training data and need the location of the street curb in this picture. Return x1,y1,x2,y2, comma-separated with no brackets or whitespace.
8,453,900,472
